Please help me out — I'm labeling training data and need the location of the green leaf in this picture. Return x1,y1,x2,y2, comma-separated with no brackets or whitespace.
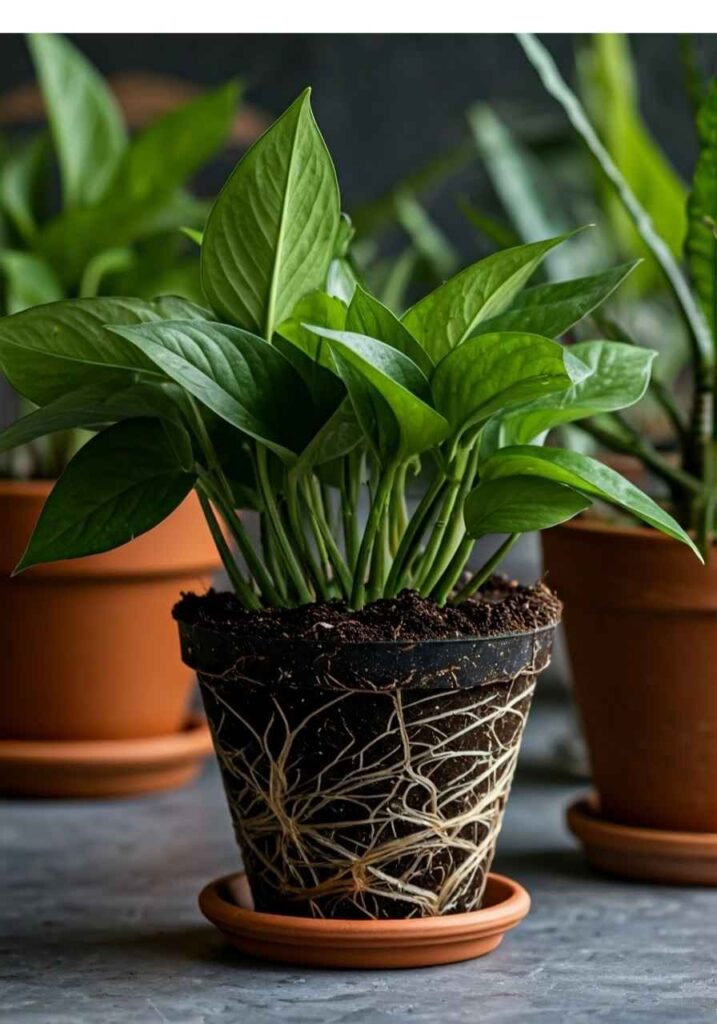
201,88,340,338
110,318,316,462
0,250,63,313
276,289,347,369
307,326,449,459
181,227,203,247
28,33,126,210
686,80,717,341
294,398,362,473
401,232,579,363
480,444,701,556
464,475,591,537
0,296,206,404
495,340,656,445
394,190,459,280
431,331,590,438
0,135,49,242
110,81,239,202
346,285,433,375
472,262,638,339
15,418,195,572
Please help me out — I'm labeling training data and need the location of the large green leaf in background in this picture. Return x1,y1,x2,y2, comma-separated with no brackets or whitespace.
111,319,317,461
0,135,49,242
28,34,127,210
0,296,207,404
15,418,195,572
201,89,341,338
464,475,591,537
431,331,589,437
0,251,63,313
686,80,717,342
480,444,700,555
401,232,577,363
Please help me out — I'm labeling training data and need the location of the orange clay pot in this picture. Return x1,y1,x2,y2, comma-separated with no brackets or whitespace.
542,518,717,833
0,480,220,743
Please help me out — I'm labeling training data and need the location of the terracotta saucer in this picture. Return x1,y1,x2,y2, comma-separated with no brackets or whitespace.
567,794,717,885
0,713,212,798
199,871,530,969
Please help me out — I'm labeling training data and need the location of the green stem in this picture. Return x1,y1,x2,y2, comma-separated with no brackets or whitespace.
196,487,261,610
420,446,479,596
452,534,521,605
285,473,331,601
384,472,446,596
303,476,352,598
256,446,314,605
341,452,362,571
351,462,397,608
431,536,475,606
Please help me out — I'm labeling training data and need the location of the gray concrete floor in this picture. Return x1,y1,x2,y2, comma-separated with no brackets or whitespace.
2,696,716,1024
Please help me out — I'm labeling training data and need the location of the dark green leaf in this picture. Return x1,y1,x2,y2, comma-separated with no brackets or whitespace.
294,398,362,473
276,290,347,369
464,475,591,537
346,285,433,374
201,89,340,337
15,418,195,572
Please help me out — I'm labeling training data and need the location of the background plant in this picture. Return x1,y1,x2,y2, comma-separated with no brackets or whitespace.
0,89,699,610
0,33,239,477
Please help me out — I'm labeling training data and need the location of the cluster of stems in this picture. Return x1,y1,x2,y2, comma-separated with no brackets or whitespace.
192,425,511,611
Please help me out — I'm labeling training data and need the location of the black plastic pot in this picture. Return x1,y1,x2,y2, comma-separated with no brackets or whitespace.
177,616,557,920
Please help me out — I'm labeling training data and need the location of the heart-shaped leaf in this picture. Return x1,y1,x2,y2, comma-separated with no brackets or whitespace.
201,89,340,338
346,285,433,374
15,418,195,572
464,475,591,537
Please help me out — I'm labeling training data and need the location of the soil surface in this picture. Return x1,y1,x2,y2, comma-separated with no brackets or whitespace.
174,576,562,643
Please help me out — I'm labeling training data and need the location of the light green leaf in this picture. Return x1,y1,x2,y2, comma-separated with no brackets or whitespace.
686,79,717,341
401,231,579,363
276,290,347,369
464,475,591,537
431,330,590,438
0,135,49,242
495,340,656,445
28,33,126,209
473,262,638,339
201,88,340,338
110,81,239,202
394,190,459,280
481,444,701,556
346,285,433,374
15,418,195,572
0,250,63,313
111,318,316,462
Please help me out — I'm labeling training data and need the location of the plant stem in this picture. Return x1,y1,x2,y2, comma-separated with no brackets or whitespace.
196,487,261,610
351,462,397,608
431,536,475,606
419,446,479,596
452,534,521,604
256,446,314,605
384,472,445,596
341,451,362,571
302,475,352,599
285,472,331,601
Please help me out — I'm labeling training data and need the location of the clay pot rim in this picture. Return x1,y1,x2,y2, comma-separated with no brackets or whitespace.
0,478,55,498
567,795,717,858
199,870,530,943
0,712,211,766
554,514,695,545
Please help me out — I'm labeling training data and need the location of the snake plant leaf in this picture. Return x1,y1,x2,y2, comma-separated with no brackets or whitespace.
494,340,656,446
480,444,701,556
464,475,591,538
401,231,580,363
0,251,63,314
472,262,639,340
307,326,449,460
346,285,433,374
0,296,208,404
15,417,195,572
110,81,240,202
28,34,126,210
431,331,590,438
111,318,316,462
201,89,340,338
686,80,717,342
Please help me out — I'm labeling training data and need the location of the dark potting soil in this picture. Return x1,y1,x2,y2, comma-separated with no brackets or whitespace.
173,575,561,643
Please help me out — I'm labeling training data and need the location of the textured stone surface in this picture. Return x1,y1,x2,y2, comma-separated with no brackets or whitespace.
2,697,716,1023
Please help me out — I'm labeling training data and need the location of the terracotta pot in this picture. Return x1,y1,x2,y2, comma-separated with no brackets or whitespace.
176,610,558,920
0,481,220,742
542,518,716,832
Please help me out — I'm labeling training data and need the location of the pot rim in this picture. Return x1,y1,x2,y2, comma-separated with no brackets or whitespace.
552,514,696,545
0,478,54,497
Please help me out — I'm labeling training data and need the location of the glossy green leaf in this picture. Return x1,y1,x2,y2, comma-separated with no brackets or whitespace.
480,444,701,556
346,285,433,374
431,331,590,438
111,318,316,462
473,262,638,340
0,250,63,313
295,398,362,473
401,232,578,363
110,81,239,202
28,33,126,209
686,80,717,340
495,340,656,445
15,418,195,572
201,89,340,338
0,296,206,404
276,290,347,370
464,475,591,537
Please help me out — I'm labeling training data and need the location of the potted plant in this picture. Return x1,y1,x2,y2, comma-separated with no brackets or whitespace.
520,33,717,881
0,88,697,959
0,34,241,797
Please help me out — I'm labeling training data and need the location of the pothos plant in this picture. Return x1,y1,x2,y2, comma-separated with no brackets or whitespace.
0,33,238,477
521,33,717,556
0,89,699,610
